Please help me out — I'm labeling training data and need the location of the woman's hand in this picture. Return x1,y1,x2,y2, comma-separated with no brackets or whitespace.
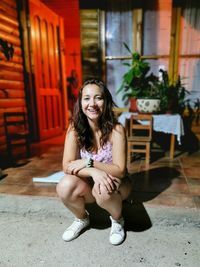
65,159,122,194
90,169,121,194
66,159,87,175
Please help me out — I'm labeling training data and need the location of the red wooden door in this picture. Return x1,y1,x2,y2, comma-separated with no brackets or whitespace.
29,0,65,140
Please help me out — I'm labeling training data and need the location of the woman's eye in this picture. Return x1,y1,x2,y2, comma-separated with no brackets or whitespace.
96,96,103,100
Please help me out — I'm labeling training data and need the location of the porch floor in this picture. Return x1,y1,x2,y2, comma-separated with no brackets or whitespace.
0,134,200,210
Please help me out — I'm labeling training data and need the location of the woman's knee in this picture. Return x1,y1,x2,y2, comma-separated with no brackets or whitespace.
119,179,132,200
92,185,112,206
56,174,77,199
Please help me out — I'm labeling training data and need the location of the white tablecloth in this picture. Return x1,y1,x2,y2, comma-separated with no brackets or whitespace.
118,112,185,144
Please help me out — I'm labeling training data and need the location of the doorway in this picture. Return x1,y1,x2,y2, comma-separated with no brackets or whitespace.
28,0,67,140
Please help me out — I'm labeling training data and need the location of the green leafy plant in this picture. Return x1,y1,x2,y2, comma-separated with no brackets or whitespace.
158,69,190,114
117,43,159,104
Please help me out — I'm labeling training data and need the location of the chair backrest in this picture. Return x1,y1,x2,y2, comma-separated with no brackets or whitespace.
129,113,153,140
4,112,29,136
113,107,129,118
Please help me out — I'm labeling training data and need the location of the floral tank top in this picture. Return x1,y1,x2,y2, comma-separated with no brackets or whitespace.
80,142,112,163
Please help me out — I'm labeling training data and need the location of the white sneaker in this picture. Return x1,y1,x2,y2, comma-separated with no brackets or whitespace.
109,216,125,245
62,214,90,242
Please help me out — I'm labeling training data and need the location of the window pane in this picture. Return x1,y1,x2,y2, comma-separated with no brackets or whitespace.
146,59,169,76
179,2,200,103
106,4,133,57
143,0,172,56
106,59,131,107
105,1,133,106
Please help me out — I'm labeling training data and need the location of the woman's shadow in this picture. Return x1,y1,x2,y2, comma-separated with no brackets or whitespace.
86,166,180,232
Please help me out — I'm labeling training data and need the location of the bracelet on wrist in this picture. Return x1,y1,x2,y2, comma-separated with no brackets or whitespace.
86,157,94,168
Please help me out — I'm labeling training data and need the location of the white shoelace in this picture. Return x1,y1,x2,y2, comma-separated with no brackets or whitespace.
67,218,87,233
110,221,123,236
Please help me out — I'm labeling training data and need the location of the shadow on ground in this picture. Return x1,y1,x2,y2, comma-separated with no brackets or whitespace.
86,166,180,233
86,201,152,232
128,166,180,202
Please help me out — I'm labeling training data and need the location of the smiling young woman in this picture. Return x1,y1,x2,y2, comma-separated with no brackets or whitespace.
81,83,104,122
56,79,131,246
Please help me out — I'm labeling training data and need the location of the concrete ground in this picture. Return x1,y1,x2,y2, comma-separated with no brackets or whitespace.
0,135,200,267
0,194,199,267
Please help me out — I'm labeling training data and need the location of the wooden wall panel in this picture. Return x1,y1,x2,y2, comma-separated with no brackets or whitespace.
80,9,101,81
0,22,20,36
0,70,24,81
0,1,18,18
0,89,25,98
0,0,27,153
1,0,16,9
0,61,23,72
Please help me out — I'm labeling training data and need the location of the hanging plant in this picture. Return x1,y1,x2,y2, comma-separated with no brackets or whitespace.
0,38,14,60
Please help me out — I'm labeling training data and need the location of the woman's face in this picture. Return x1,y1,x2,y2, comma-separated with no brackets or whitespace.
81,84,104,122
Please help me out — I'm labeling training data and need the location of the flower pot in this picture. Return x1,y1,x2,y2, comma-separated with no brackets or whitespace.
130,97,137,112
136,99,160,113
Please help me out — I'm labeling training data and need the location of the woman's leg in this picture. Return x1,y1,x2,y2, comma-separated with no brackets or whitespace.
92,179,131,220
57,174,96,241
56,174,95,219
92,180,131,245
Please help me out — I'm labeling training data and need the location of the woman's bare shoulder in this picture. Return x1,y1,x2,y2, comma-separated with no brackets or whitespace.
111,123,126,141
66,123,77,139
113,123,125,135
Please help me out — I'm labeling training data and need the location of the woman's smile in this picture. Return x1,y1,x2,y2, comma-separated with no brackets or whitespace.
81,84,104,120
87,108,99,113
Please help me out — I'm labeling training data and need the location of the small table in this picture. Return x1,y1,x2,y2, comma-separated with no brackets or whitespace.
118,113,185,159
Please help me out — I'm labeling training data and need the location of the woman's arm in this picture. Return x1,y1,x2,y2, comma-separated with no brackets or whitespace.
62,125,97,176
62,125,83,173
70,124,127,179
63,124,126,193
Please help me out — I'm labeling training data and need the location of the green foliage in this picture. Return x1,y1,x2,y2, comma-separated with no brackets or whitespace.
158,69,190,114
118,43,191,114
117,43,159,104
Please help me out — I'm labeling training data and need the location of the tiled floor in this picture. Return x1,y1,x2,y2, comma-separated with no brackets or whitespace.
0,134,200,209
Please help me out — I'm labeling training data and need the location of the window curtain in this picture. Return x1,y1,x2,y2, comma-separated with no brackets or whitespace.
105,0,133,107
179,0,200,103
143,0,172,75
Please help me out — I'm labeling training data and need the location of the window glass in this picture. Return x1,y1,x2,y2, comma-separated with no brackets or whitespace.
105,1,133,106
179,2,200,103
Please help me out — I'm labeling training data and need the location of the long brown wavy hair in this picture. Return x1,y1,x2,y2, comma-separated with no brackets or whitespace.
72,79,118,151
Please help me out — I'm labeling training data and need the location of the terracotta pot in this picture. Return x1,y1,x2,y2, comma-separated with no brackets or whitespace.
130,97,137,112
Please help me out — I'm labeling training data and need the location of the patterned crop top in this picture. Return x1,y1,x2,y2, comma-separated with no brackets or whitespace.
80,141,112,163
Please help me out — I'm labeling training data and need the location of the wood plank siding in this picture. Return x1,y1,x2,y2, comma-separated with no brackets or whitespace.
0,0,26,152
80,9,102,81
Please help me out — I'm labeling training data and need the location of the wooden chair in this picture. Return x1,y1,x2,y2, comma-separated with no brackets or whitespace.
113,107,129,118
4,112,30,165
127,114,153,165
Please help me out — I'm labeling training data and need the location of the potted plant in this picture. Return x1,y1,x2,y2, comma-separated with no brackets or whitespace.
158,69,190,114
117,43,160,113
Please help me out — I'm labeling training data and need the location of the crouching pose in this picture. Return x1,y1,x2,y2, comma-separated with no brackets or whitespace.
57,79,131,245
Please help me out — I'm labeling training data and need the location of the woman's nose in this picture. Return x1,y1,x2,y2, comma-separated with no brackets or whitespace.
89,98,95,105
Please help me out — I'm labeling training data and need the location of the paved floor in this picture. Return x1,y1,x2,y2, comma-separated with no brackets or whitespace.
0,135,200,266
0,134,200,209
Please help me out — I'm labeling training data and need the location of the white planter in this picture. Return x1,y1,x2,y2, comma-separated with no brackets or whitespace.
136,99,160,113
